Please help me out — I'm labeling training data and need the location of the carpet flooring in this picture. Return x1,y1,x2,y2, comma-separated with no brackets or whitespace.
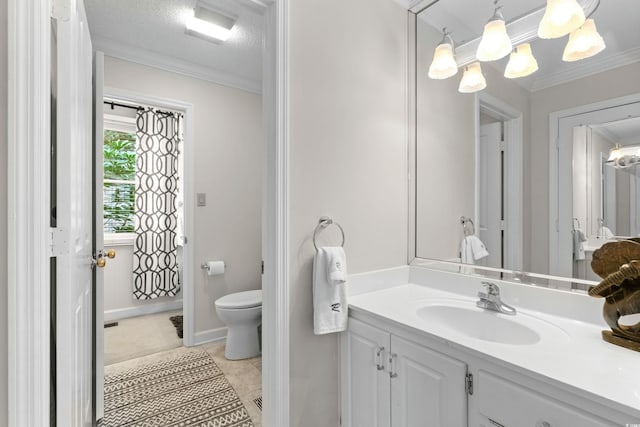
102,350,254,427
169,315,183,339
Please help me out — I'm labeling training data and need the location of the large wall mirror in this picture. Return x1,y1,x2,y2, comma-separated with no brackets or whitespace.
411,0,640,289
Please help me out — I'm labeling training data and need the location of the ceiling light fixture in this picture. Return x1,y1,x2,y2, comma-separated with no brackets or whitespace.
504,43,539,79
185,6,236,43
538,0,586,39
458,62,486,93
428,28,458,79
562,19,606,62
476,2,512,62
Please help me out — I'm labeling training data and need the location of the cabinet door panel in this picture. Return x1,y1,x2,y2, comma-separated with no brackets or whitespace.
391,336,467,427
341,318,391,427
475,371,615,427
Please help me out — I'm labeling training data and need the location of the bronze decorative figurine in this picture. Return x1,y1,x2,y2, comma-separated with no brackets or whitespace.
589,239,640,352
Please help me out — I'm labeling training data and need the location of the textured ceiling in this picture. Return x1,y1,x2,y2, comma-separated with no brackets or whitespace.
418,0,640,91
84,0,264,89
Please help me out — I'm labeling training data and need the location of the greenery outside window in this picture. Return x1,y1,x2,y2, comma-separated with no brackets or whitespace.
103,124,136,240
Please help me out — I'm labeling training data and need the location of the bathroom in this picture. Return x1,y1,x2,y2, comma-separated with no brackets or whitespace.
3,0,640,426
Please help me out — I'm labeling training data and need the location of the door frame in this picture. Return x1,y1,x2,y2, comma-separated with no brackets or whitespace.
7,0,52,426
475,93,524,271
7,1,291,427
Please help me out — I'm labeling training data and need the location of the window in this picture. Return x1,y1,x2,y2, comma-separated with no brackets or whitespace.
103,127,136,235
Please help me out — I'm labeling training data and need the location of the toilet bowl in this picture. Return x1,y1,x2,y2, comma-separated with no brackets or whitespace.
215,290,262,360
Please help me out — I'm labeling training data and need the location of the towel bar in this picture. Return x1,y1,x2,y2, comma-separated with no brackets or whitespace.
313,216,345,251
460,216,475,236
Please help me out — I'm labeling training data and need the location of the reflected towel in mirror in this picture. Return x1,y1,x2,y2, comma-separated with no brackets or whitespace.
460,235,489,264
573,228,587,261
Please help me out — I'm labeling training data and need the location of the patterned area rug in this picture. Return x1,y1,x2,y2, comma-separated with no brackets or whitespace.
102,350,254,427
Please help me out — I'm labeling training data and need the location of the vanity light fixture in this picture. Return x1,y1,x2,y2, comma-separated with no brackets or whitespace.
538,0,585,39
476,1,512,62
185,6,236,43
458,62,486,93
504,43,539,79
428,28,458,79
562,19,606,62
607,145,623,161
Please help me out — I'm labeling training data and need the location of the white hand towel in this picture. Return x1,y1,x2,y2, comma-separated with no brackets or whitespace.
313,247,348,335
460,235,489,264
573,228,587,261
326,247,347,284
599,226,614,240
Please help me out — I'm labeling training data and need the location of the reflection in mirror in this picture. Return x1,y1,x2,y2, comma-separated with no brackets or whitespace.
572,119,640,280
413,0,640,289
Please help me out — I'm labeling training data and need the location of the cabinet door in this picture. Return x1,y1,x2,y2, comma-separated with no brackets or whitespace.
474,371,615,427
390,336,467,427
341,318,391,427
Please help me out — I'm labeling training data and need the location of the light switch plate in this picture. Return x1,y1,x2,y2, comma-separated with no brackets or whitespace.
197,193,206,207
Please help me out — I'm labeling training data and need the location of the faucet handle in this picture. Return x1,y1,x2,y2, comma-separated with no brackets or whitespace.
481,281,500,296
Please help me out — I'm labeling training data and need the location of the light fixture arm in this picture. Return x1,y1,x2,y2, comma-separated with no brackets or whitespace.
586,0,600,18
440,27,455,50
489,2,506,23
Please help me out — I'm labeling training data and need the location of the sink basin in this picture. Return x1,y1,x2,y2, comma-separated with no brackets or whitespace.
416,303,562,345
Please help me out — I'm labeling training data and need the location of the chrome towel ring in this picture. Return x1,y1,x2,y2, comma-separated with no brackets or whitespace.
460,216,475,236
313,216,345,251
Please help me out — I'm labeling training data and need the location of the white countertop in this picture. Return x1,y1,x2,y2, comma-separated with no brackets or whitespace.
348,281,640,416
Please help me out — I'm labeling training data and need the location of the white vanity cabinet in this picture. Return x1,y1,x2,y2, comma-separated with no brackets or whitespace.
341,317,467,427
342,314,626,427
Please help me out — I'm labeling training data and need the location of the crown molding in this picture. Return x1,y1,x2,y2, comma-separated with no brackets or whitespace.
530,46,640,92
93,36,262,95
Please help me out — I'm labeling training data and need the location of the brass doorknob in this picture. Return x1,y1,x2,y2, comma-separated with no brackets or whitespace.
96,258,107,268
106,249,116,259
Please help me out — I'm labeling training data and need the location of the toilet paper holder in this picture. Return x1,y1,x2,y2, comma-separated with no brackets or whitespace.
201,261,226,271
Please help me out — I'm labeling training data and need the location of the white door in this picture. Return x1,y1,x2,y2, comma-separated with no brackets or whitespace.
55,1,95,425
93,51,106,421
479,122,503,269
341,318,391,427
390,335,467,427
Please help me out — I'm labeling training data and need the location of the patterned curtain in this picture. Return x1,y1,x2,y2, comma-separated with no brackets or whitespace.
133,108,181,299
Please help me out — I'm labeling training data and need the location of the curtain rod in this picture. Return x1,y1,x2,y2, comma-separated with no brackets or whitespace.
103,100,184,117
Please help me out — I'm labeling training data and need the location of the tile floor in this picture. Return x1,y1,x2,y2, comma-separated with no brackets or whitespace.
103,311,262,426
104,343,263,426
104,310,184,366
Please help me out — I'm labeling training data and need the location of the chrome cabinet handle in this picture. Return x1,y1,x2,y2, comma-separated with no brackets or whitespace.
389,353,398,378
375,346,385,371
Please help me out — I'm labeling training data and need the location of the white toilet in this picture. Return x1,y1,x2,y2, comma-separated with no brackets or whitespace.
215,290,262,360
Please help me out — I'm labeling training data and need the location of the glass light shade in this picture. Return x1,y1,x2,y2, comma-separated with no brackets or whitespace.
608,146,622,161
504,43,539,79
562,19,606,62
458,63,487,93
538,0,585,39
476,19,512,62
428,43,458,79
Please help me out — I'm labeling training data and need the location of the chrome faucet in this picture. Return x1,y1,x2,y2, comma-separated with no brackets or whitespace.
477,281,517,315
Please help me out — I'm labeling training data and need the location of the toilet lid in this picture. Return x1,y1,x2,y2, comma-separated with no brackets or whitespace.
216,290,262,309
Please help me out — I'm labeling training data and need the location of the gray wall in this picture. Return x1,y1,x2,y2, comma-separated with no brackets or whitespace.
289,0,409,424
104,56,263,336
1,0,8,422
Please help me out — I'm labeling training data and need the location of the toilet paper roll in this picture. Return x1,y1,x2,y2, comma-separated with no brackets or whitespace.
206,261,225,276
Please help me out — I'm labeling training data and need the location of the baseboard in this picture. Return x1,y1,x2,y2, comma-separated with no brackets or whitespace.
104,299,183,322
192,326,228,346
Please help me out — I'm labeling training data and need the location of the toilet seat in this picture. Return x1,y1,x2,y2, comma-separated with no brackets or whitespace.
215,290,262,309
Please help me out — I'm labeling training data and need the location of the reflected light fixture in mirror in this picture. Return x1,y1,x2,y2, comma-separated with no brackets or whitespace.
476,3,512,62
562,19,606,61
538,0,586,39
458,62,486,93
185,6,236,43
504,43,539,78
428,29,458,79
607,144,623,161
